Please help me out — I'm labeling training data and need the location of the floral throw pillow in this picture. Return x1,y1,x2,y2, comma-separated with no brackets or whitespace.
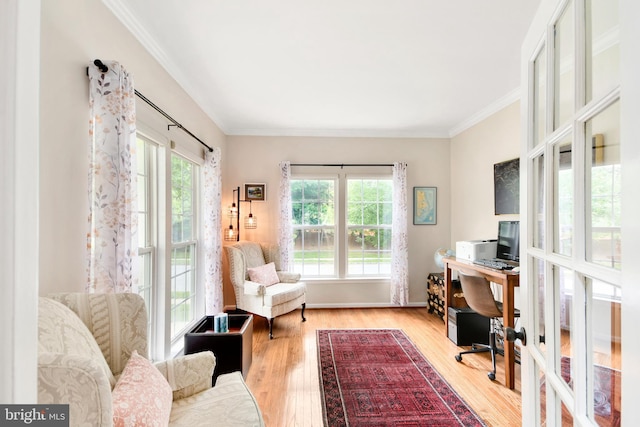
247,262,280,286
112,350,172,427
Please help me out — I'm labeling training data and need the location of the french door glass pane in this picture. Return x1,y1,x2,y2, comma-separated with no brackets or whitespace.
561,401,574,425
534,257,547,354
586,0,620,103
585,100,621,269
585,277,621,426
534,45,547,146
533,154,545,249
555,0,575,129
539,364,547,426
554,139,573,256
554,265,574,391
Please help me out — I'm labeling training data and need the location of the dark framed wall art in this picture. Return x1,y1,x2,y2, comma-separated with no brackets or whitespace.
244,183,266,201
494,158,520,215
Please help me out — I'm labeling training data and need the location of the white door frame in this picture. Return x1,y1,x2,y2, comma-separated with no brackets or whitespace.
0,0,41,403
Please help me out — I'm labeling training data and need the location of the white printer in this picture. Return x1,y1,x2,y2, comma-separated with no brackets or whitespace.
455,240,497,262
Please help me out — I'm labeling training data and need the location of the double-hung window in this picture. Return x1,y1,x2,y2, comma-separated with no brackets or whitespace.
291,174,392,279
136,126,202,358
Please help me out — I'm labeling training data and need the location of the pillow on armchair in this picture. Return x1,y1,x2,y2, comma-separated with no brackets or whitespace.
247,262,279,286
112,350,172,427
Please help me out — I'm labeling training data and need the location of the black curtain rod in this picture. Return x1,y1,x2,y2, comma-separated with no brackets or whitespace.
88,59,214,153
291,163,395,167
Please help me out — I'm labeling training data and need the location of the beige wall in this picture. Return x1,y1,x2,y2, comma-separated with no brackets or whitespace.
38,0,226,296
450,101,521,245
224,136,452,306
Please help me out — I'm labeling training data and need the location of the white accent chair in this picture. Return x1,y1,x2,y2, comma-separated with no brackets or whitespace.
38,292,264,426
225,241,306,339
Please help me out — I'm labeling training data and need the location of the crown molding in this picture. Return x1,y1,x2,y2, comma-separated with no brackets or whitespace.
226,126,451,139
448,88,521,138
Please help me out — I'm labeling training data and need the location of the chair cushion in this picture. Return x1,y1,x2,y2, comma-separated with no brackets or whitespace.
169,372,263,427
112,350,173,427
263,282,306,307
38,297,117,388
247,262,280,286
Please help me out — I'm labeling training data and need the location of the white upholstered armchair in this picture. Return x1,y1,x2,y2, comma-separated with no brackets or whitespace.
38,292,264,426
225,241,306,339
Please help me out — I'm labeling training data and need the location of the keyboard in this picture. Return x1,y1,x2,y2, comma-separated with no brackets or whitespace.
473,259,515,270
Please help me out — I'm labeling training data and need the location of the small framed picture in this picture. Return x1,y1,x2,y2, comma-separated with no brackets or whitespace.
244,183,266,201
413,187,437,225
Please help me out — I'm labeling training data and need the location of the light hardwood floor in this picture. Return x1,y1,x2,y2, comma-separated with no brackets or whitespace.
244,307,522,427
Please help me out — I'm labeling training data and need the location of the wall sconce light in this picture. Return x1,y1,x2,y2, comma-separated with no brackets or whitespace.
244,201,257,229
223,186,258,241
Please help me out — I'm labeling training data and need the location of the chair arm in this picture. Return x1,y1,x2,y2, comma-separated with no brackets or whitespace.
277,271,301,283
243,280,266,296
154,351,216,400
38,352,113,427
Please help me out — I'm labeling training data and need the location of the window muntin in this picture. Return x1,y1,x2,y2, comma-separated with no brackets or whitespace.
346,178,392,276
170,154,198,339
292,179,336,277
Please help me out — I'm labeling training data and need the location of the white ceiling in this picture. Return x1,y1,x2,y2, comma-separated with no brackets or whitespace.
105,0,540,138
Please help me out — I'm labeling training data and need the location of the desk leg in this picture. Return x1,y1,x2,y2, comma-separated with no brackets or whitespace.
444,267,453,335
503,281,515,389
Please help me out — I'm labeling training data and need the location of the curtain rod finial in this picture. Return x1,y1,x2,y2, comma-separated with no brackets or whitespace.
93,59,108,73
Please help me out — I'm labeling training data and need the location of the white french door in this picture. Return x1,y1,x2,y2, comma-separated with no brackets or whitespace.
520,0,640,425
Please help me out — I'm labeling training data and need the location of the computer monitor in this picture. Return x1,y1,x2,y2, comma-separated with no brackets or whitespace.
496,220,520,262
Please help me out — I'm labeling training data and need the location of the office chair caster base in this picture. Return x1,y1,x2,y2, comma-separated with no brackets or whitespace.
455,355,462,362
488,372,496,381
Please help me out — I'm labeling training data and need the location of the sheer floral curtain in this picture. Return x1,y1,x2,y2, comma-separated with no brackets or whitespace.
278,161,293,271
202,148,223,314
391,162,409,305
86,61,138,293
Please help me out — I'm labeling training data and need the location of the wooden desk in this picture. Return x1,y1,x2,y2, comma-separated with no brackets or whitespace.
443,257,520,389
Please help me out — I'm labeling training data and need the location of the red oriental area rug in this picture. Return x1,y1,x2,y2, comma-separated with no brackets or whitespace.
317,329,486,426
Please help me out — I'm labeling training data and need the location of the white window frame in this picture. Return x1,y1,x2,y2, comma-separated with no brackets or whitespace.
291,171,393,280
136,110,205,360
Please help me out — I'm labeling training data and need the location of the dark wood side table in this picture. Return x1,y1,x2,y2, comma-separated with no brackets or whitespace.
184,314,253,383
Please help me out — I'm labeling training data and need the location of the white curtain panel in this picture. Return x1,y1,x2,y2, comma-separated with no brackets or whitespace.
86,61,138,293
203,148,223,314
278,161,293,271
391,162,409,305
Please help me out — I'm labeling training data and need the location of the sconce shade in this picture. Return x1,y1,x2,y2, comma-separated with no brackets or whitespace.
245,213,257,229
224,225,236,241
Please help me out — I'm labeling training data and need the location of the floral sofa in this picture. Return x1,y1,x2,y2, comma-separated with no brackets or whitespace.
38,293,264,426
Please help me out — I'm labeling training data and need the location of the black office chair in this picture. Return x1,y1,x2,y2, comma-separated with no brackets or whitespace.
454,270,520,381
